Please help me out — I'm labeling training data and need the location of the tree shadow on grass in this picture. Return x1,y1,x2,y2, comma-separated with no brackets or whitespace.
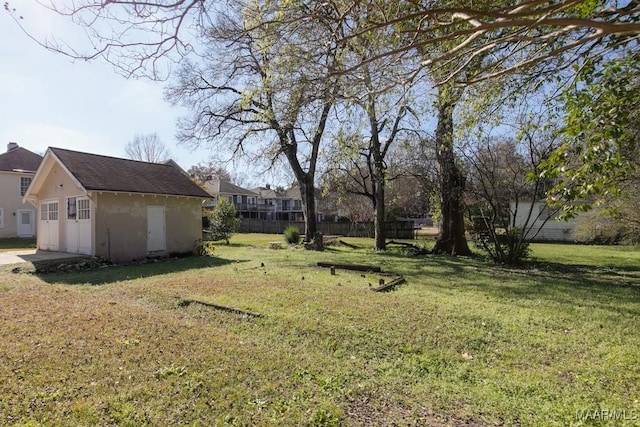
0,237,36,251
206,241,249,248
35,256,246,286
428,258,640,316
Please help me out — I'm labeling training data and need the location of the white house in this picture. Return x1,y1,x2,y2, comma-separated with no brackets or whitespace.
0,143,42,238
511,200,576,241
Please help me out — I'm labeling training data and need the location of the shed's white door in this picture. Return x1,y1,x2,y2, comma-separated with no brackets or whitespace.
39,201,59,251
147,206,166,252
17,209,35,237
66,197,92,254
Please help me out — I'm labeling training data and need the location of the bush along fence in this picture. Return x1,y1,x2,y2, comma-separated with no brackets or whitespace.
238,219,415,239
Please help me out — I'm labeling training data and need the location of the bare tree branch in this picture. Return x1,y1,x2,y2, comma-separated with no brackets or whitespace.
125,132,171,162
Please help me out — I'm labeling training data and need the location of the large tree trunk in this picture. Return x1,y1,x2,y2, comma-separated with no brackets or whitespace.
282,133,319,245
298,175,317,242
373,179,386,250
366,78,387,251
433,95,472,256
370,135,387,250
280,98,332,247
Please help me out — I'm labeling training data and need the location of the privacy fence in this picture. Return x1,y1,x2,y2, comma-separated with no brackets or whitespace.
239,219,415,239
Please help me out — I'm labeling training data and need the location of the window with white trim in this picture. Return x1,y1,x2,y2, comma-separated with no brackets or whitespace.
20,177,32,197
48,202,59,221
41,203,48,221
78,199,90,220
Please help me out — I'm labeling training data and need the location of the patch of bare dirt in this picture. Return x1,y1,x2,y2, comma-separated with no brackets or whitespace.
346,396,491,426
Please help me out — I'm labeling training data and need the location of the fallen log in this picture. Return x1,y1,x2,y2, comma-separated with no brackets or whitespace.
387,240,418,247
338,240,358,249
317,262,381,273
371,276,406,292
179,298,264,318
387,240,430,255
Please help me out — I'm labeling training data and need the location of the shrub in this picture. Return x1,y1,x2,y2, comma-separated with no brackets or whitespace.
474,227,530,264
193,239,216,256
283,225,301,245
206,198,240,244
571,207,639,245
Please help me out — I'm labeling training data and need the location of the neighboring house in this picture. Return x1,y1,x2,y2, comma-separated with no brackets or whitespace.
203,177,268,219
251,185,279,220
252,185,305,221
0,142,42,238
315,190,342,222
204,178,337,223
280,187,304,222
511,200,576,241
23,147,211,262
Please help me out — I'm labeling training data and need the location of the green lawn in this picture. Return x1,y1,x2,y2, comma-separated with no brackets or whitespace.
0,237,36,252
0,235,638,426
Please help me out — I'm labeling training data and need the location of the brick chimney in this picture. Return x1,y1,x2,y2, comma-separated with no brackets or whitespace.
7,142,18,152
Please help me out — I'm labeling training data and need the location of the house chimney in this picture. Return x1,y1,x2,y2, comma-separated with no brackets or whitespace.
265,184,270,190
7,142,18,152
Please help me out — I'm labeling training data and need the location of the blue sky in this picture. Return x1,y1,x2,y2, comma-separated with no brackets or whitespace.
0,3,217,171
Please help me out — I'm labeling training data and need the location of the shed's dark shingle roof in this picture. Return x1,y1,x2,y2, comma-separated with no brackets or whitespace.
50,147,211,198
0,146,42,172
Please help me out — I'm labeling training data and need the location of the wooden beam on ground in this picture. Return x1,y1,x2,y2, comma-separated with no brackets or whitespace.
180,298,264,318
371,276,406,292
338,239,358,249
387,240,430,255
317,262,382,273
387,240,418,247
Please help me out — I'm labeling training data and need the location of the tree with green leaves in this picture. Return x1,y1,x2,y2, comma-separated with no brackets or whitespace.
8,0,640,254
569,168,640,244
544,49,640,218
206,198,240,245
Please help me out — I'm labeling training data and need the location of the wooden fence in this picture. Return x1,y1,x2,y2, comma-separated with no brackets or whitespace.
238,219,415,239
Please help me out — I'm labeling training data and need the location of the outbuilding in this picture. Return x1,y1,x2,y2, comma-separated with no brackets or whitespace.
24,147,211,262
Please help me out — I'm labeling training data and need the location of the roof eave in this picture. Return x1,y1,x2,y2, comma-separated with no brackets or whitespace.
93,189,209,200
22,149,90,204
